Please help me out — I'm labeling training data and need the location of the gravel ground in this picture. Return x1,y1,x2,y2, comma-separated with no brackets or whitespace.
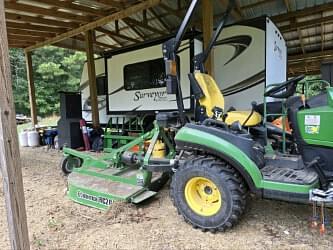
1,147,333,250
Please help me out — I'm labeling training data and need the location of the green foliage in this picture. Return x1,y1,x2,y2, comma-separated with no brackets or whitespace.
9,46,86,117
297,75,330,98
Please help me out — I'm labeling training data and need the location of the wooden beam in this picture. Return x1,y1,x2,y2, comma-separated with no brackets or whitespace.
24,0,162,52
8,34,45,42
0,1,30,248
177,0,182,10
93,0,125,9
119,19,146,40
142,9,148,25
71,34,106,52
279,15,333,32
287,37,333,51
321,22,325,52
96,32,123,47
25,51,38,126
219,0,242,21
33,0,107,17
73,32,118,50
104,11,178,36
7,28,56,38
273,2,333,23
8,40,35,48
149,8,170,31
289,49,333,63
202,0,214,76
53,39,104,54
115,20,119,33
283,0,291,12
159,3,183,19
284,31,328,42
124,17,167,35
94,40,118,49
9,44,28,48
5,12,79,29
85,30,100,128
95,27,141,43
7,21,66,33
8,39,35,45
240,0,275,10
5,2,90,23
288,68,320,76
297,28,305,55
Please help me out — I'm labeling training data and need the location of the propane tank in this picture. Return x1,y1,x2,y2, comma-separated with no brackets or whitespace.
27,130,40,147
152,140,166,158
19,131,28,147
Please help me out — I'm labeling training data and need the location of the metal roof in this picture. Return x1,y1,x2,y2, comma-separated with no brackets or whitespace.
5,0,333,76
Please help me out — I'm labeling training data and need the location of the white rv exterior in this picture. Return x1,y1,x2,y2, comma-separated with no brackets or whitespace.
213,17,287,109
80,17,287,124
80,38,201,124
80,58,108,123
107,40,201,113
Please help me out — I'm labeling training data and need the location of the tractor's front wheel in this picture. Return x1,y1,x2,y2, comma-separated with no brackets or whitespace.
170,156,247,232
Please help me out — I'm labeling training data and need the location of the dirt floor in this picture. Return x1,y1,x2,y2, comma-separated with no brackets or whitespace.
1,147,333,250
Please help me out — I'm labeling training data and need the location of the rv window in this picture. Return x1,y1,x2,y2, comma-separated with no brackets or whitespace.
96,75,107,96
123,58,166,91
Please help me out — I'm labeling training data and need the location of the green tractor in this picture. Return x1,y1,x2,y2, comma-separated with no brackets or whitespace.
62,0,333,232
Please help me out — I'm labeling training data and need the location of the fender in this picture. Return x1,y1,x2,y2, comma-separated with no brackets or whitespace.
175,125,263,191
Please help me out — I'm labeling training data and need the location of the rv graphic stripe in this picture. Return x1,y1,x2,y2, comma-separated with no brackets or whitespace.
215,35,252,66
223,70,265,96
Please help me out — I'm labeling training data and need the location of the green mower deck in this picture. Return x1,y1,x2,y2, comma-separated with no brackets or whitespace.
67,165,157,210
64,122,174,210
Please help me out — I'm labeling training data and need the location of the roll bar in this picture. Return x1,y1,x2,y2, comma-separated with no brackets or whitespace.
162,0,234,125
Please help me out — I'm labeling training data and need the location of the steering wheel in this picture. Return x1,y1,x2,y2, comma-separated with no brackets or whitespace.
264,75,305,99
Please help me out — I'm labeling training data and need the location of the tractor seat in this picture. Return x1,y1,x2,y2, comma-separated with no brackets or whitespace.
189,72,262,127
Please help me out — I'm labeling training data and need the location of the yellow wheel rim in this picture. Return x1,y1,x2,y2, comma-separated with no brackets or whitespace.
184,177,222,216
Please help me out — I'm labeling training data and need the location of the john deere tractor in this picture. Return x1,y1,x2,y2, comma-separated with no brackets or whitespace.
62,0,333,232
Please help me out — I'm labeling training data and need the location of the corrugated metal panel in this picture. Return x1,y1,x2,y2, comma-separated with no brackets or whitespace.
10,0,333,75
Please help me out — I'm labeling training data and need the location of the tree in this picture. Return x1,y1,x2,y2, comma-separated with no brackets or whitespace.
9,46,86,117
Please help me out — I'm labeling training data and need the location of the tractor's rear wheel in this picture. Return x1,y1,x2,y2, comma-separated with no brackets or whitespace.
170,156,247,232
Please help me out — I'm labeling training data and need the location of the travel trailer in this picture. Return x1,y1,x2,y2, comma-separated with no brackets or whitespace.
80,17,287,124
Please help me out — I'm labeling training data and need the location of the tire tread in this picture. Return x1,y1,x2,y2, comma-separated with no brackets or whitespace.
170,156,247,232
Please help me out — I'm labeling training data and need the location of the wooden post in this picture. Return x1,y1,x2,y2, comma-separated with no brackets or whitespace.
25,51,38,127
85,30,100,128
202,0,214,76
0,1,30,249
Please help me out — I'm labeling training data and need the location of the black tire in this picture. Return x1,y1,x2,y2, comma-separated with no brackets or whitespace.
61,156,82,175
170,156,247,232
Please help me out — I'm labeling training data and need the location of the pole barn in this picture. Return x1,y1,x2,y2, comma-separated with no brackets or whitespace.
0,0,30,249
